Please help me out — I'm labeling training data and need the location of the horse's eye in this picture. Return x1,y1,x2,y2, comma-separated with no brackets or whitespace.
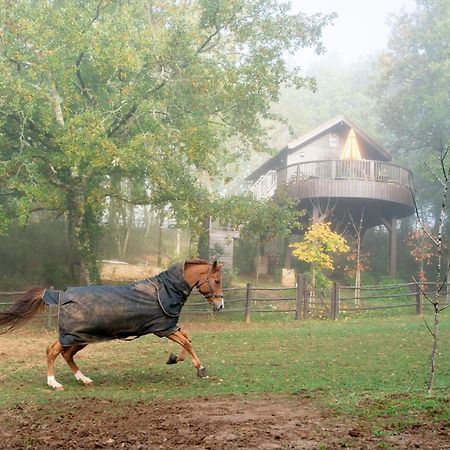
215,280,220,284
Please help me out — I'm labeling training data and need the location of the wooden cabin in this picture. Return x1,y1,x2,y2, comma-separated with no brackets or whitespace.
246,116,415,277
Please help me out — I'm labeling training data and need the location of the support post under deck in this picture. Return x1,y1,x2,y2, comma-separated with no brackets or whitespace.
383,217,398,279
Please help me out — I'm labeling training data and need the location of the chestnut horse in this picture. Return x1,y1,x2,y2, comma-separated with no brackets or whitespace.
0,259,224,390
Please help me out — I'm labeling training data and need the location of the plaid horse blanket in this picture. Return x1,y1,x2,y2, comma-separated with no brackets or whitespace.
42,263,192,346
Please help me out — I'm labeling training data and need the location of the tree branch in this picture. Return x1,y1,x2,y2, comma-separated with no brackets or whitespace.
75,51,95,104
422,316,435,338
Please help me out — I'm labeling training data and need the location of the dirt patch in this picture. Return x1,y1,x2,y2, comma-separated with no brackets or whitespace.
1,395,448,449
100,261,161,283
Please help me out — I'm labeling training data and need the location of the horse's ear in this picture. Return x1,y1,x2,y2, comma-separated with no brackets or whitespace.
212,260,223,272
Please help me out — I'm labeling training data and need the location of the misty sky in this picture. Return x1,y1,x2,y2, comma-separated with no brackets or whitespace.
291,0,416,66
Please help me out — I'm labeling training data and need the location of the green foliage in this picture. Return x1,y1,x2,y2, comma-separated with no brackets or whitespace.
233,237,257,274
373,0,450,209
226,192,302,244
0,0,332,282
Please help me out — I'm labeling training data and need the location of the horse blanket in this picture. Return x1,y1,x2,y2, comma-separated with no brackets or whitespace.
43,263,192,346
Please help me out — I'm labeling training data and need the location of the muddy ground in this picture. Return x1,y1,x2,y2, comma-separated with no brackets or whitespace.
0,394,448,449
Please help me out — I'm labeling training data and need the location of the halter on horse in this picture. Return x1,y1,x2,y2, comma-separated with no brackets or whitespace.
0,259,224,390
195,262,224,309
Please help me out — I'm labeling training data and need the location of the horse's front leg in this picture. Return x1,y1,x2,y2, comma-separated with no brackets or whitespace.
167,329,208,378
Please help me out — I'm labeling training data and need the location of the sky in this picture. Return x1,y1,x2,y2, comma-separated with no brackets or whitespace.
290,0,416,66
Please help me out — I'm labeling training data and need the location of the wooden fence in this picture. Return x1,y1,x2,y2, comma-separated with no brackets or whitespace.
1,276,449,326
180,274,449,322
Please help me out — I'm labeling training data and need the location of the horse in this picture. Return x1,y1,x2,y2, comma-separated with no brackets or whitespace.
0,259,224,390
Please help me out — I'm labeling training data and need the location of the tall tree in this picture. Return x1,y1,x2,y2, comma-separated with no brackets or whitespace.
0,0,333,283
373,0,450,217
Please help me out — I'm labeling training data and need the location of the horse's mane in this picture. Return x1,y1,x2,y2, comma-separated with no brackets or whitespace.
184,259,211,265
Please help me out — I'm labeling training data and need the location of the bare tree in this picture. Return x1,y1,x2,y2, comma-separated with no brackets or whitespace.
412,144,449,395
348,209,365,306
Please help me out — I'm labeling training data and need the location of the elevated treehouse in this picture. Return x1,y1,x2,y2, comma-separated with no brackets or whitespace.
246,116,414,277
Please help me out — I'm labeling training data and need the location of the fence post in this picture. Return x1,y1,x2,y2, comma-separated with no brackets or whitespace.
244,283,252,323
303,279,309,320
295,273,303,320
331,282,340,320
416,283,423,315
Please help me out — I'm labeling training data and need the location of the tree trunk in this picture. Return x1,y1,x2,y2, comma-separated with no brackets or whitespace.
354,236,362,306
310,265,316,305
66,191,100,286
198,215,210,260
67,199,82,284
79,203,101,285
157,211,164,267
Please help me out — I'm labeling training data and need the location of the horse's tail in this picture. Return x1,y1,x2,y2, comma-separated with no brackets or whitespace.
0,287,46,334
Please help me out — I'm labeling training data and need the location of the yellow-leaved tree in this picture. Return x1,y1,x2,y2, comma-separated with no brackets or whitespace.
290,222,349,292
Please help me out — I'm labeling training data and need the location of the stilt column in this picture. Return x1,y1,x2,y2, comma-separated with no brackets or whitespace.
383,217,398,278
284,237,291,269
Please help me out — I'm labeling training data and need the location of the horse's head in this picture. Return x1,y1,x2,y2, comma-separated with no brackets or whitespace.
185,259,224,312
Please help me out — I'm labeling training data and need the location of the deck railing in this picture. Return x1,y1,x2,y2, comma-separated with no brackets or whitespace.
276,160,413,189
252,170,277,200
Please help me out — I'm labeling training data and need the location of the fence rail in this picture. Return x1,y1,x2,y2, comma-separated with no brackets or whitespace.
1,276,449,325
181,275,449,321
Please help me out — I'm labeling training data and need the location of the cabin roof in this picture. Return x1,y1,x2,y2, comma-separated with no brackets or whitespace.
245,115,391,182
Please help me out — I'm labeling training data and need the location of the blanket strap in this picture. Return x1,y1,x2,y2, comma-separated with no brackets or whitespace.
117,336,141,341
148,280,180,318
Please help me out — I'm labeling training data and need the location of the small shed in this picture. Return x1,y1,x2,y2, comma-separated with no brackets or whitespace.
209,226,239,267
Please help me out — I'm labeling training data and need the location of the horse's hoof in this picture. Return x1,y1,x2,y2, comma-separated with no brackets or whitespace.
53,385,64,391
197,367,209,378
166,353,178,365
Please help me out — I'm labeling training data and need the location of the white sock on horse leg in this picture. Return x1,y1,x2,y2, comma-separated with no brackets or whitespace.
47,375,64,390
75,370,92,385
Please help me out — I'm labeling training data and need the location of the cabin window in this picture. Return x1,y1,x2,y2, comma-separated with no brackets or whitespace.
329,133,339,147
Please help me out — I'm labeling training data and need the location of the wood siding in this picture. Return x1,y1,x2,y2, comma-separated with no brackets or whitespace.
286,130,383,166
209,228,239,267
287,133,341,165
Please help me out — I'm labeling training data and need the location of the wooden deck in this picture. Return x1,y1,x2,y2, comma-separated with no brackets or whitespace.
273,160,415,229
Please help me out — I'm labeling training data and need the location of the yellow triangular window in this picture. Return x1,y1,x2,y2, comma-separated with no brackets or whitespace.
341,129,362,160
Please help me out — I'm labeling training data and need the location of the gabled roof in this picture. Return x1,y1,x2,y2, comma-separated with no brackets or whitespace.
245,115,391,182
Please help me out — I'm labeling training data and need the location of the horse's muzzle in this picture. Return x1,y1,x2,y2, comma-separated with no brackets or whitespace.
212,299,224,312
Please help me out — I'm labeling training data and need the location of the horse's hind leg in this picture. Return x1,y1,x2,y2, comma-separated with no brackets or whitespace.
46,341,64,390
167,329,208,378
166,345,187,364
61,344,93,386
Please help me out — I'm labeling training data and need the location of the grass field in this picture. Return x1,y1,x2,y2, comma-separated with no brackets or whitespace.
0,312,448,430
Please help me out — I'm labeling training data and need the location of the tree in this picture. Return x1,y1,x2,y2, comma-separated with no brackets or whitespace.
406,224,435,283
373,0,450,222
291,222,349,291
0,0,333,283
347,211,368,305
412,145,449,395
218,191,302,283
